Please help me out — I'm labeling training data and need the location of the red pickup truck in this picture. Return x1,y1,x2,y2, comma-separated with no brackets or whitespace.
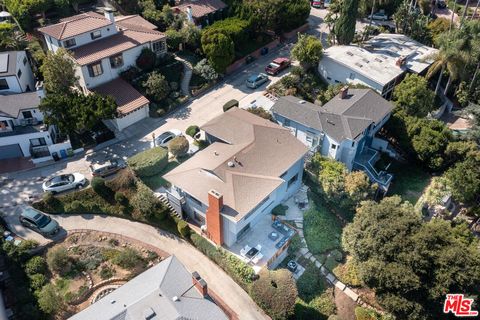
265,58,291,75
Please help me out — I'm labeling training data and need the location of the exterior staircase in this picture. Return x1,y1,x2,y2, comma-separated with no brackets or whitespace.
156,192,181,218
175,57,193,98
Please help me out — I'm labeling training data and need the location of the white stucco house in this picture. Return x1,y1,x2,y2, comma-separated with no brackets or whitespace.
318,33,437,99
0,51,35,94
164,108,308,248
271,88,395,192
0,86,72,163
38,9,167,131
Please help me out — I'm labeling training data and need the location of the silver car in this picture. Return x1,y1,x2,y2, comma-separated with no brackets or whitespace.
19,206,59,237
154,129,182,148
42,173,86,194
246,73,269,89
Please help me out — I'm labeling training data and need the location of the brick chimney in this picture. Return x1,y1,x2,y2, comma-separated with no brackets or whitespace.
340,86,349,99
206,190,223,246
192,271,208,297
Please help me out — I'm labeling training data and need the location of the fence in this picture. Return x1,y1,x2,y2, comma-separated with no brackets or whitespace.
225,38,281,75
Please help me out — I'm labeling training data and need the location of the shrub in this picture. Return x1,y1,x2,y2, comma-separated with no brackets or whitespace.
287,234,302,254
250,269,298,320
127,147,168,177
120,66,140,82
310,288,336,318
177,220,190,238
136,48,156,71
46,247,71,275
25,256,47,276
168,136,189,158
194,59,218,81
223,99,238,112
91,177,114,199
65,200,85,213
333,257,362,287
355,307,381,320
29,273,47,291
272,204,288,216
143,71,170,102
165,29,184,51
107,167,137,190
114,192,128,206
40,191,62,212
246,107,275,122
99,265,114,280
112,248,142,269
186,125,200,138
37,284,66,315
130,183,159,218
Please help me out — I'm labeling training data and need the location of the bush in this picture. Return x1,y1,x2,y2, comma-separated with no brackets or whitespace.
99,266,114,280
246,107,275,122
37,284,66,315
112,248,142,269
194,58,218,81
223,99,238,112
166,29,184,51
46,247,71,276
272,204,288,216
128,147,169,177
119,66,140,82
107,168,137,190
333,257,362,287
168,136,189,158
143,71,170,102
136,48,156,71
91,177,113,199
355,307,381,320
177,220,190,238
250,269,298,320
40,192,61,212
29,273,47,291
130,182,159,218
186,125,200,138
114,192,128,206
25,256,47,276
65,200,85,213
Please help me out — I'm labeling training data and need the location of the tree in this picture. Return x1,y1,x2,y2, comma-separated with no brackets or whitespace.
143,71,170,102
40,48,78,94
246,107,275,122
136,48,156,71
250,269,298,320
168,136,189,158
277,0,311,33
393,1,429,44
193,59,219,81
181,23,201,49
25,256,47,276
345,171,377,205
130,182,159,218
241,0,281,33
201,32,234,73
165,28,184,51
46,247,70,275
37,284,66,315
186,125,200,138
343,196,480,319
0,23,26,50
291,34,323,70
39,92,117,135
445,157,480,203
427,18,450,46
393,74,436,116
335,0,358,45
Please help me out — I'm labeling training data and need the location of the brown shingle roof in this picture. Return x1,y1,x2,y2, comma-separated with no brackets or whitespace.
38,12,112,40
116,15,158,30
91,78,149,115
173,0,227,19
164,108,308,221
71,29,165,65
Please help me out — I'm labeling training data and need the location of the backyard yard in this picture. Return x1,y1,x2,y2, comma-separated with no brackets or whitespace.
385,160,431,205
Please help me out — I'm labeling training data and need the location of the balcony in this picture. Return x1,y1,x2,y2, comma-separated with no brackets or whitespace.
0,120,47,138
353,147,393,191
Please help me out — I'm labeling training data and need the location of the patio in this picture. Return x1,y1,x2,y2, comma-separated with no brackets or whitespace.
229,213,296,273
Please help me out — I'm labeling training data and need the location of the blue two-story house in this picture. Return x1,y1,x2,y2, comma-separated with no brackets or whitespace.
271,87,395,191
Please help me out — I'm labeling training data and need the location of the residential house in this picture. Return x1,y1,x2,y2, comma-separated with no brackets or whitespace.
318,33,437,99
164,108,308,247
172,0,227,27
38,9,167,131
0,51,35,94
271,88,395,191
69,255,229,320
0,85,72,163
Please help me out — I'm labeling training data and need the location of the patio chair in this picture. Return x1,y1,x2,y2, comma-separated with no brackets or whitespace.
240,248,247,257
255,244,262,251
252,253,264,265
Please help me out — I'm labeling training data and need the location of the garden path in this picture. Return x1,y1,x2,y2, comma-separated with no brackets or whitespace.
175,57,193,97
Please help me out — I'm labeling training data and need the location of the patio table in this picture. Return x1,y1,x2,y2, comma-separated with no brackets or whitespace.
245,247,259,259
268,231,279,241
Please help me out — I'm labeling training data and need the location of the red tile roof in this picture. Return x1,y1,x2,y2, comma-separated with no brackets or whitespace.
173,0,227,19
92,78,149,115
115,15,158,31
38,12,112,40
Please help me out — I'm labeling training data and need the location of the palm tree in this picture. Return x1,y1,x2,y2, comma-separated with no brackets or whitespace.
460,0,471,27
472,0,480,20
450,0,458,33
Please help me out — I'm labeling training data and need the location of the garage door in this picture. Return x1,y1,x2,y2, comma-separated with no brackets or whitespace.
0,144,24,160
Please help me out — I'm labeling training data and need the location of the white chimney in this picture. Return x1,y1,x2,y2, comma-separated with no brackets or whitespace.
185,6,193,23
35,81,45,99
104,7,116,29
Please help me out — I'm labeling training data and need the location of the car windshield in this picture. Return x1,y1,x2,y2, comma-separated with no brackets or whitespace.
268,63,280,68
46,174,74,186
36,213,51,228
157,132,172,141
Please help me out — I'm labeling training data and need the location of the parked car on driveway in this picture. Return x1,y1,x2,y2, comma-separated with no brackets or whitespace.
19,206,59,237
154,129,182,148
265,58,291,75
368,10,389,21
90,159,126,177
246,73,269,89
42,173,86,194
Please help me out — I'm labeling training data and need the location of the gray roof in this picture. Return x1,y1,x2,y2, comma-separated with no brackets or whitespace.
0,92,41,118
272,89,394,142
0,51,19,77
69,256,228,320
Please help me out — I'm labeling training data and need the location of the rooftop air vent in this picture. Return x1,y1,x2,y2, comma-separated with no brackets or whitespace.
110,300,116,304
298,100,306,104
227,161,235,167
172,296,179,302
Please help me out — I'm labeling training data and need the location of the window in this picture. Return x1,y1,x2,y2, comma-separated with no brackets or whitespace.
23,57,27,65
30,138,47,147
48,36,52,43
90,30,101,40
188,195,202,207
88,62,103,77
288,174,298,188
63,38,76,48
349,73,355,80
331,144,337,150
109,54,124,68
327,76,332,80
22,111,33,118
334,80,340,83
17,69,22,78
283,119,291,126
152,41,165,52
352,141,355,147
0,79,8,90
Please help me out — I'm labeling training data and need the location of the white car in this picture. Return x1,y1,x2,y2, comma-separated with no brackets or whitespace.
154,129,182,148
368,10,389,21
42,173,87,194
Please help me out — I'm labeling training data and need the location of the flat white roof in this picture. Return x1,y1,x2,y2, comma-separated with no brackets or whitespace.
365,33,438,74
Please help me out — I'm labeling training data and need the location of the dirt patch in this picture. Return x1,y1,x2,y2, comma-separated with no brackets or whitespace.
334,287,357,320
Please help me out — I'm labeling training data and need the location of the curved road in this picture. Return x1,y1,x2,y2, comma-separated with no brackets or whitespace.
27,214,268,320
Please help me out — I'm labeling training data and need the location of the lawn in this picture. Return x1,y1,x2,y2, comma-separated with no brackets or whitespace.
141,160,182,190
386,160,431,205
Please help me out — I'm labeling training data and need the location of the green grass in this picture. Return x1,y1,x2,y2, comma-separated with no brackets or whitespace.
303,193,343,256
296,262,328,302
141,160,182,190
386,161,431,205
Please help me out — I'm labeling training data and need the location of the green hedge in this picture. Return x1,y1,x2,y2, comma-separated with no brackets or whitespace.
272,204,288,216
223,99,239,112
127,147,168,177
190,233,255,290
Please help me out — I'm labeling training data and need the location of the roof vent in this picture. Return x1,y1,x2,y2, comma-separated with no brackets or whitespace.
214,151,219,156
326,119,335,125
298,100,306,104
227,161,235,167
172,296,179,302
110,300,116,304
